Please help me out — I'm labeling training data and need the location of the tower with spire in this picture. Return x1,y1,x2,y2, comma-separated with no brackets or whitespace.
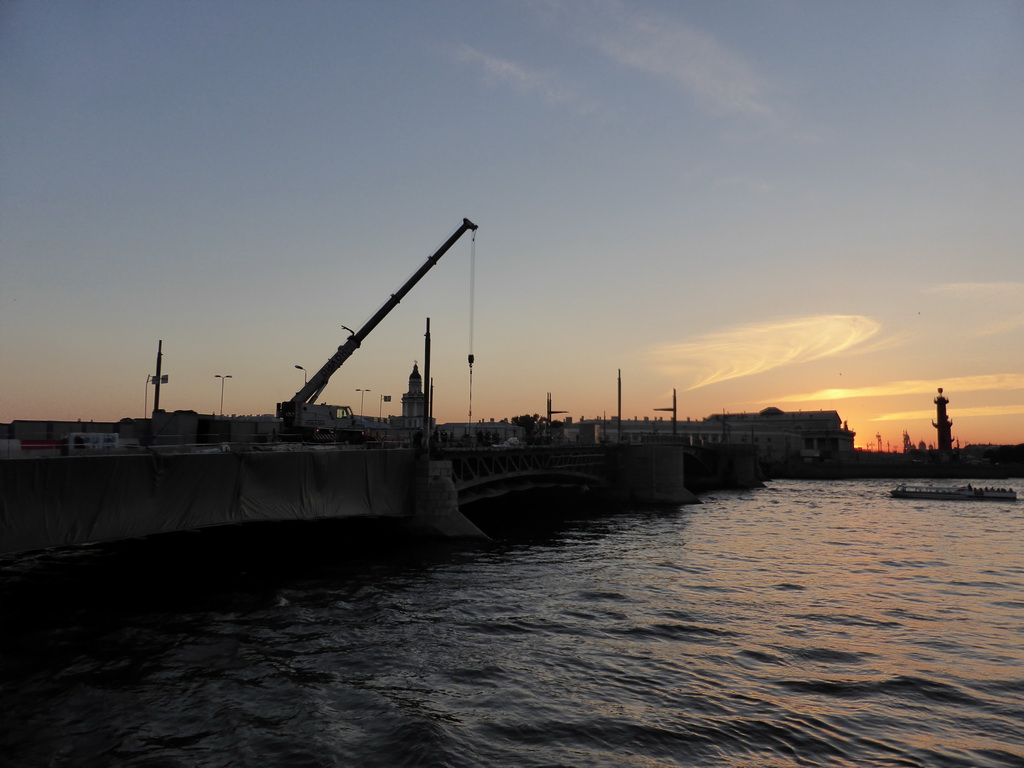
401,362,425,423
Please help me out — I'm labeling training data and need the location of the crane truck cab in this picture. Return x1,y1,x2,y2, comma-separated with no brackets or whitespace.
276,401,364,443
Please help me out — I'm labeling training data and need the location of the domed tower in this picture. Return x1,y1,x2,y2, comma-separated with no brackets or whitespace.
932,387,953,451
401,362,424,421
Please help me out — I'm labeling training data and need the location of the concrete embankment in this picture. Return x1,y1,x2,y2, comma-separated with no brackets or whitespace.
1,441,769,554
1,449,416,555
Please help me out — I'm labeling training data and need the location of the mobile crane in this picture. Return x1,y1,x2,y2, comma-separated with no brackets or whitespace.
277,218,478,441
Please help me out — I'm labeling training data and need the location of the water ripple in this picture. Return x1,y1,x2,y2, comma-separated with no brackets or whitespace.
3,478,1023,767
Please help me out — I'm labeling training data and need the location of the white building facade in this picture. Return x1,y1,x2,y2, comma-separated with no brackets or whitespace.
563,407,856,463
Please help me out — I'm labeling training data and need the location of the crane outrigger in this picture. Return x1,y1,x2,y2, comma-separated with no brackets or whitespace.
277,218,478,441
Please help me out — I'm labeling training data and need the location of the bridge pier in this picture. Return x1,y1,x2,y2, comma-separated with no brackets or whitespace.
613,445,699,504
404,458,488,539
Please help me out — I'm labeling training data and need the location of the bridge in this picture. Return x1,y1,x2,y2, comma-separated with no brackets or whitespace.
1,442,757,554
440,445,611,505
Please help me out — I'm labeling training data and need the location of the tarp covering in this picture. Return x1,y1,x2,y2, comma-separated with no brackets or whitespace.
0,449,416,554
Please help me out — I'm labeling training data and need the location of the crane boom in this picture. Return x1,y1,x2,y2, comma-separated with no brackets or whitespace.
289,218,477,408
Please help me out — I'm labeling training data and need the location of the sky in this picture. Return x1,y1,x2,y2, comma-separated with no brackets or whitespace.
2,0,1023,449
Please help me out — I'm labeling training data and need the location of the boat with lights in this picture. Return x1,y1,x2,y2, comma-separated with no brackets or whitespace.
890,483,1016,501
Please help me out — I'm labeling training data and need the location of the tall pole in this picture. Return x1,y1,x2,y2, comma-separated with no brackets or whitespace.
672,388,677,436
153,340,163,416
654,387,678,437
546,392,567,442
617,368,622,443
423,318,431,452
356,388,371,418
215,374,232,416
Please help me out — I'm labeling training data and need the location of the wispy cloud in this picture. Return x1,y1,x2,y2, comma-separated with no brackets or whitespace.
777,373,1024,403
872,404,1024,422
650,315,880,389
454,3,781,123
454,44,586,109
923,282,1024,338
586,2,778,121
925,281,1023,297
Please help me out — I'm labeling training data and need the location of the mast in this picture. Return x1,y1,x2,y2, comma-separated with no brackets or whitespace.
287,218,477,407
153,340,163,415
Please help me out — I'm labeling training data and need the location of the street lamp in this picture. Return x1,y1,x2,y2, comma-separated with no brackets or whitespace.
215,374,232,416
294,364,307,384
355,388,371,419
546,392,568,443
654,388,678,437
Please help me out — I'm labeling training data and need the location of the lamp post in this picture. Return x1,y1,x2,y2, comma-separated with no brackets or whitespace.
215,374,232,416
546,392,568,443
294,364,307,384
654,388,678,437
356,388,371,419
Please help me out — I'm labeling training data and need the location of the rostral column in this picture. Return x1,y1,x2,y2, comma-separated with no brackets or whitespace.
932,387,954,451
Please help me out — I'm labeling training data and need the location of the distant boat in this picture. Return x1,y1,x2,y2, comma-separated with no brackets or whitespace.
890,483,1017,501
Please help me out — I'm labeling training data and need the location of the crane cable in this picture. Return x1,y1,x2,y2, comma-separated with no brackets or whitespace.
467,228,476,429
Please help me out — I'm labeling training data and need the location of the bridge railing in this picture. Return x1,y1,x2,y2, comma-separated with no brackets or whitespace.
0,437,412,460
439,445,610,489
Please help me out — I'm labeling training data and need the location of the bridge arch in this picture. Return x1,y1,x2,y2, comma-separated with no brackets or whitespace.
440,447,609,505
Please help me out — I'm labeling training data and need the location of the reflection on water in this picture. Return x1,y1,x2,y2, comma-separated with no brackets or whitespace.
2,479,1022,767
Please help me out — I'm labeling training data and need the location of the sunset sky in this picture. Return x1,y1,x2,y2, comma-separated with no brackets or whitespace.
2,1,1022,449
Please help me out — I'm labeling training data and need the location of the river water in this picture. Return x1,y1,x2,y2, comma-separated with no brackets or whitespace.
2,478,1022,767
